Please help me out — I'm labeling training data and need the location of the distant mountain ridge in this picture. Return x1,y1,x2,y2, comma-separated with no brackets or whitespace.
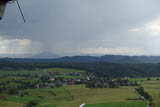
1,55,160,63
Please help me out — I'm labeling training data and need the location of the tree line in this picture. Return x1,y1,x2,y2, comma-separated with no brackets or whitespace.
135,87,153,106
1,61,160,77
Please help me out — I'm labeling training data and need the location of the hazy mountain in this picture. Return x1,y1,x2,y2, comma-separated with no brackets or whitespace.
0,54,33,58
53,56,99,62
31,52,60,59
2,55,160,63
53,55,142,63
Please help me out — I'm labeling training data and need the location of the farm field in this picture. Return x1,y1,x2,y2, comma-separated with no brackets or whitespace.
85,101,147,107
0,84,145,107
128,77,160,107
141,80,160,107
128,77,159,82
0,87,72,107
1,68,157,107
56,85,142,107
0,101,25,107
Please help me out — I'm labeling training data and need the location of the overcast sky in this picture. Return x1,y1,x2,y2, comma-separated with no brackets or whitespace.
1,0,160,56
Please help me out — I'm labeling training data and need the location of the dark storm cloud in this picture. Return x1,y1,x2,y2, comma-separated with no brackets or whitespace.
1,0,160,55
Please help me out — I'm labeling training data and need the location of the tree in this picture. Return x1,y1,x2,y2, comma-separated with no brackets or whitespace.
40,75,49,82
8,88,18,95
26,101,37,107
0,87,3,93
20,91,24,97
147,77,151,81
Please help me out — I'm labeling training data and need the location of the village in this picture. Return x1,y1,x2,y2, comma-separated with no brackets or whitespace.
35,71,90,88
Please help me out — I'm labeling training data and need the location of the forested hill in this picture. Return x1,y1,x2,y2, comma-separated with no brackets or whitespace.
0,61,160,77
1,55,160,63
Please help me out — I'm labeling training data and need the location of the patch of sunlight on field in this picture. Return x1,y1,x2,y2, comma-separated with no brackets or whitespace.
141,80,160,107
56,85,139,107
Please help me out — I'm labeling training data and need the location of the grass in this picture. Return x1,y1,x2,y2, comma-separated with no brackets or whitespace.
0,84,144,107
55,75,83,78
125,77,160,107
85,101,147,107
8,96,42,104
6,87,73,107
141,80,160,107
0,101,24,107
56,85,140,107
128,77,159,82
43,68,84,73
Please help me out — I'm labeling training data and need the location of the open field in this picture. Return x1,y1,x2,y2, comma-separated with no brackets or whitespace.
1,87,72,107
126,77,160,107
85,101,147,107
140,80,160,107
128,77,159,82
56,85,141,107
55,75,83,79
43,68,84,73
0,101,25,107
0,84,145,107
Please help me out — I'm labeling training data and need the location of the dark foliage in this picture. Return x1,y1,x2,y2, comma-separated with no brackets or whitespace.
136,87,153,105
1,61,160,78
26,101,37,107
8,88,18,95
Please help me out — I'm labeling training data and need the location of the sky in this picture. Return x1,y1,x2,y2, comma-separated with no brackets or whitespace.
1,0,160,56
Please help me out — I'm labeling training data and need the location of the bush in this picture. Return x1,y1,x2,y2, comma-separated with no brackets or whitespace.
147,77,151,81
24,91,29,95
0,88,3,93
136,87,153,105
20,91,24,97
8,88,18,95
26,101,37,107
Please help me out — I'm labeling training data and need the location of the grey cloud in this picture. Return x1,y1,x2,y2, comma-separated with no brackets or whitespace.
1,0,160,55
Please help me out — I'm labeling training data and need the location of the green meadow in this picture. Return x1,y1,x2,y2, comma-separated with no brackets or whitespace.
0,84,146,107
127,77,160,107
128,77,159,82
56,85,142,107
85,101,147,107
141,80,160,107
0,101,25,107
2,87,72,107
